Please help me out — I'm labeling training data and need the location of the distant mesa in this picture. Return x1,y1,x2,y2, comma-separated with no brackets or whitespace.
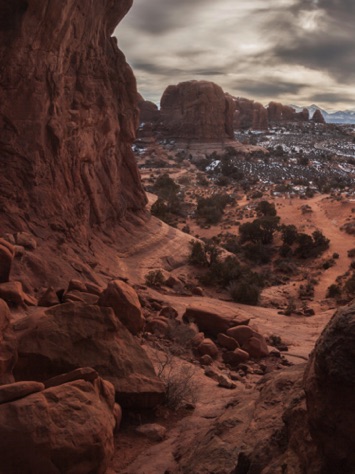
267,101,309,124
311,108,326,124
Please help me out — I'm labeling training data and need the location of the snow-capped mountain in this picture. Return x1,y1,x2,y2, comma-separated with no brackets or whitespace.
290,104,355,124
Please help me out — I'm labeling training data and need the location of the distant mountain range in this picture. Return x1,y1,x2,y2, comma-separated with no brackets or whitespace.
290,104,355,124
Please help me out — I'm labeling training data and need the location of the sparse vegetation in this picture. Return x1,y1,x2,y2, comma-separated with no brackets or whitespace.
145,269,165,287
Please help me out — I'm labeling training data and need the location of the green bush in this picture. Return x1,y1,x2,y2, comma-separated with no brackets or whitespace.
145,270,165,287
228,280,260,305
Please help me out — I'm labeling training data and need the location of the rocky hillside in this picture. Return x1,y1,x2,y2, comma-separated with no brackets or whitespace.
0,0,146,238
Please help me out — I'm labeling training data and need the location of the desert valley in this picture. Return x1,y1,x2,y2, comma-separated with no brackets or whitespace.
0,1,354,474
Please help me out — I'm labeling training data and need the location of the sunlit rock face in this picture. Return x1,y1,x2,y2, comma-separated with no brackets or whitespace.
0,0,147,236
159,80,236,141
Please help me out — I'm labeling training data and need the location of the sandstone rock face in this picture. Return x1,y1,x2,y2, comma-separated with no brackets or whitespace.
14,302,165,408
312,109,326,124
0,378,116,474
138,94,160,124
268,101,309,123
0,0,146,235
233,97,268,130
304,301,355,473
0,238,14,283
160,81,235,140
0,298,17,384
99,279,145,334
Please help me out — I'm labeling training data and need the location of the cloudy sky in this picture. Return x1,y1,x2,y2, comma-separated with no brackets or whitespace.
116,0,355,111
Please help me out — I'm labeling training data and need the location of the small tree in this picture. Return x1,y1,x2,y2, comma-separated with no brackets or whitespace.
256,200,277,217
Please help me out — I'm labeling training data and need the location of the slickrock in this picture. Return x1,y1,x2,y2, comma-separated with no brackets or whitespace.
160,80,235,141
0,0,146,235
99,279,145,335
0,378,116,474
304,301,355,473
14,302,165,408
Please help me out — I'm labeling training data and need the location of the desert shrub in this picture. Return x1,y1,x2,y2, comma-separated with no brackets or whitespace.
201,255,243,287
152,173,179,200
222,235,240,254
188,240,221,268
274,259,298,275
145,269,165,287
228,280,260,305
256,200,277,217
294,230,330,259
322,258,335,270
239,216,280,245
178,175,191,185
347,248,355,258
332,252,339,259
216,175,230,186
280,224,299,245
156,351,198,410
284,298,296,316
196,193,234,224
299,282,314,299
326,284,341,298
279,244,293,258
344,273,355,296
243,242,272,264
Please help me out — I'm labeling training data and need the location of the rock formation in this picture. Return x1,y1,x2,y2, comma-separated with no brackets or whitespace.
268,101,309,123
312,109,326,124
233,97,269,130
304,301,355,473
159,80,235,140
0,375,117,473
138,94,160,124
14,302,165,408
0,0,147,237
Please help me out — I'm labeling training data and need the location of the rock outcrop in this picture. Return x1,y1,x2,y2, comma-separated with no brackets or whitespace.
159,80,235,141
0,298,17,384
14,302,165,408
0,0,147,236
0,376,116,474
233,97,268,130
311,109,326,124
267,101,309,123
304,301,355,473
138,94,160,124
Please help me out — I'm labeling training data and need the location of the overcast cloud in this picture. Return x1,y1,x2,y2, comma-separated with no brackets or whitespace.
116,0,355,110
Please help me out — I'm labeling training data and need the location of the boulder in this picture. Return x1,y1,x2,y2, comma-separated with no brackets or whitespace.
160,80,235,140
64,289,99,305
0,281,37,307
217,333,239,350
146,317,170,336
226,325,254,346
0,378,116,474
0,298,17,384
14,302,165,408
197,338,219,359
159,306,178,319
44,367,99,389
99,279,144,334
0,238,14,283
15,232,37,250
242,335,269,359
136,423,167,442
304,301,355,472
37,287,60,307
223,348,250,366
191,332,205,348
182,306,249,337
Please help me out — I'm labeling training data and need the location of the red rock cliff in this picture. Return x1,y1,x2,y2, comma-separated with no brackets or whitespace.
159,80,235,141
0,0,147,236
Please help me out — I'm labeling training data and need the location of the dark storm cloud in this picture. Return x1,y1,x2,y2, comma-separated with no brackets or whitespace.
126,0,215,34
236,80,307,98
309,92,355,104
263,0,355,82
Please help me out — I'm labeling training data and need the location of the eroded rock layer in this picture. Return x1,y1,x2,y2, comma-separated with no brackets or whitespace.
0,0,147,236
160,80,235,141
